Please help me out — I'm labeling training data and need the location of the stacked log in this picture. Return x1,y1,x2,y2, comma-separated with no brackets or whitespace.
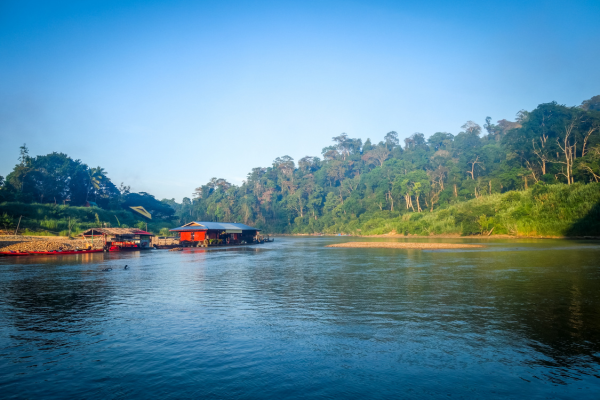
0,238,103,252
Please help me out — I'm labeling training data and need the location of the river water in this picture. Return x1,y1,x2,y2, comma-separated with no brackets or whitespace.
0,237,599,399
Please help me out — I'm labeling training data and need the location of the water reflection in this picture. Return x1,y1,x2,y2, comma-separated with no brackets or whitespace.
0,238,599,399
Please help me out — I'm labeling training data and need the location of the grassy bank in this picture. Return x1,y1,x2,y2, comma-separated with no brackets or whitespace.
291,183,600,237
0,202,175,236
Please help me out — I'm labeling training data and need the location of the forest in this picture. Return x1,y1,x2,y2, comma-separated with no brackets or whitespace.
1,96,599,236
0,147,175,235
178,96,600,236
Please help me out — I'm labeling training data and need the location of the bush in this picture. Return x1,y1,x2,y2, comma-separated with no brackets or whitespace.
350,183,600,237
0,202,176,235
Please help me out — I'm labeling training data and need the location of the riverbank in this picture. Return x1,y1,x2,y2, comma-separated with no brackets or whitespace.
269,183,600,237
0,236,103,252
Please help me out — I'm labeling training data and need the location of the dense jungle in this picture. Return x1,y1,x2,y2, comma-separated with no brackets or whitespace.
1,96,599,236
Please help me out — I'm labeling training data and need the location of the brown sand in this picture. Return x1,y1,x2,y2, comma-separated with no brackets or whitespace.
326,242,485,249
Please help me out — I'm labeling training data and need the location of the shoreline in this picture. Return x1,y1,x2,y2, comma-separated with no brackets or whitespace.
2,232,599,253
270,233,600,240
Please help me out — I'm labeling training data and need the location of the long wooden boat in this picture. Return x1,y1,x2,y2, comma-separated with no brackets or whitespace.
108,245,151,252
30,250,104,255
0,249,104,257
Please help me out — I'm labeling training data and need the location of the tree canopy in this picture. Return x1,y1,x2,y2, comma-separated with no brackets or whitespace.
174,96,600,233
1,147,175,221
2,95,598,233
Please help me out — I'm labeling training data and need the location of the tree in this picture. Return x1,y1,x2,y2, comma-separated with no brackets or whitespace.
555,115,579,185
8,144,32,195
404,133,426,150
331,133,362,160
4,147,120,206
397,170,428,212
298,156,320,172
157,94,600,235
361,147,390,167
18,144,29,166
461,121,482,135
466,156,484,180
578,146,600,182
581,95,600,112
273,156,295,176
427,166,448,211
332,133,351,160
87,167,107,201
484,117,496,136
428,132,454,151
384,131,399,150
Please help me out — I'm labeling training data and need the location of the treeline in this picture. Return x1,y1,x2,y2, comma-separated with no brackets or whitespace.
0,147,176,235
177,96,600,235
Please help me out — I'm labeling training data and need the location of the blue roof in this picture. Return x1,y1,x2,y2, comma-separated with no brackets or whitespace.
169,222,260,232
169,226,206,231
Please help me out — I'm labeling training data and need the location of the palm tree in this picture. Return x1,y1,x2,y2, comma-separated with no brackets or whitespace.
87,167,107,202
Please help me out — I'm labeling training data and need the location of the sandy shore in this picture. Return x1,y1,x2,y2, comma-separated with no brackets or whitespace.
326,242,485,249
274,233,600,239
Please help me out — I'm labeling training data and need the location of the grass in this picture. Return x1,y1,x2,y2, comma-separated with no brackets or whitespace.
290,183,600,237
0,202,176,236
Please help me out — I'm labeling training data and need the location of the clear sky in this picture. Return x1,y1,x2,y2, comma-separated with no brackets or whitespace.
1,0,599,201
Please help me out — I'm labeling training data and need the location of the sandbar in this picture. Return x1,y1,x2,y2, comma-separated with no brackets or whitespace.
326,242,485,249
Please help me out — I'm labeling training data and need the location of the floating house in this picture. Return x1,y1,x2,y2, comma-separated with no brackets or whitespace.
81,228,154,251
169,222,261,246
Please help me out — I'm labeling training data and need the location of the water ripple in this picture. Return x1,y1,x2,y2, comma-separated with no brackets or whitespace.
0,237,599,399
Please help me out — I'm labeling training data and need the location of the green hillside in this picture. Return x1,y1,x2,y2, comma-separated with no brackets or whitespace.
1,96,599,237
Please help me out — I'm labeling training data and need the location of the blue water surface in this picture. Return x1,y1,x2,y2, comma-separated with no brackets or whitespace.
1,237,599,399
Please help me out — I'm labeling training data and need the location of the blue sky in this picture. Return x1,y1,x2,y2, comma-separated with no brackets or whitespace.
1,0,599,201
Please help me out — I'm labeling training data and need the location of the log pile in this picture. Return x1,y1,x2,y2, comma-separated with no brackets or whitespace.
0,238,103,252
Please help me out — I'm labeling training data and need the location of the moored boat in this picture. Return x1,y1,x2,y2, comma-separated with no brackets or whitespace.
29,249,104,255
0,249,104,257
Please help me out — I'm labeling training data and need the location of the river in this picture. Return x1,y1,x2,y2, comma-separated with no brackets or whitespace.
1,237,599,399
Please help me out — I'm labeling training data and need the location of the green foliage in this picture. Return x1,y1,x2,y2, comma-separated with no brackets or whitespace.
0,147,175,224
478,215,494,234
0,213,14,230
122,192,175,219
4,149,120,207
170,95,599,236
2,95,598,237
0,202,174,236
317,183,600,237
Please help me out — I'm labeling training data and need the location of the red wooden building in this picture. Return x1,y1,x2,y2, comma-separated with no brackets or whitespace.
169,222,260,246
